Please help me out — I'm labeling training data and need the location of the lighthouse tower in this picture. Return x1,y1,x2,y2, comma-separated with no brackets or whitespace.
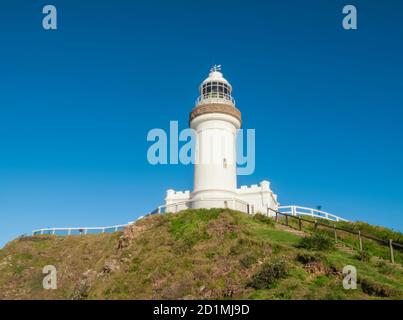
189,66,241,208
164,66,278,215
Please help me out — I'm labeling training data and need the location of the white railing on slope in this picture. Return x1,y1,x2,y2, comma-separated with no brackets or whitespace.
31,204,348,236
32,223,135,236
278,205,348,222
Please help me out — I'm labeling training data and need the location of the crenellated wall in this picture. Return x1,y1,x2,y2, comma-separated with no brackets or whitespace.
236,180,278,215
164,190,191,213
164,180,278,215
165,190,191,203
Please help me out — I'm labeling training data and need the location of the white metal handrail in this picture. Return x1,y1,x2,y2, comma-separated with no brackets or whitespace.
196,93,236,107
31,198,250,237
278,205,348,222
32,223,132,236
32,203,349,237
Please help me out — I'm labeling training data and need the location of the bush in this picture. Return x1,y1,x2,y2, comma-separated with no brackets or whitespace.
253,213,275,226
296,252,324,265
296,252,329,275
360,278,394,297
376,261,394,275
240,254,257,269
297,233,334,251
355,250,371,262
248,260,288,289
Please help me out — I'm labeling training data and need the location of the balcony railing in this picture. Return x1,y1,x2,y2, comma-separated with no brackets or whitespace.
196,93,236,107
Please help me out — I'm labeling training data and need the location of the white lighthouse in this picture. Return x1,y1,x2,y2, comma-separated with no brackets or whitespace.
164,66,279,215
190,65,240,207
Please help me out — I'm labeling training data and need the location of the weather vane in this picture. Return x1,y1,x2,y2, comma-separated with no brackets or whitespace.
211,64,222,72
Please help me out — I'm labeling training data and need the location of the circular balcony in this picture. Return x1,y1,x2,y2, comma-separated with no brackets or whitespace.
195,93,236,107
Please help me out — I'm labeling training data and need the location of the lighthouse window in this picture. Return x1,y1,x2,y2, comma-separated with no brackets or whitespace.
202,82,230,97
211,83,218,93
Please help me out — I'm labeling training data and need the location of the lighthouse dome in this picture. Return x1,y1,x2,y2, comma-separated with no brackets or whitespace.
201,68,231,88
196,65,235,107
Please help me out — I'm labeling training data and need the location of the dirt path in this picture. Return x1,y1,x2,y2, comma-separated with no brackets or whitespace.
276,224,308,237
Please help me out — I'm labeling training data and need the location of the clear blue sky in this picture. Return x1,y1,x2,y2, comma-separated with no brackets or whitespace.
1,0,402,247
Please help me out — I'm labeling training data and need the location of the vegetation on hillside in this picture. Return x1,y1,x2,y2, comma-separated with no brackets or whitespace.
0,209,402,300
280,215,403,264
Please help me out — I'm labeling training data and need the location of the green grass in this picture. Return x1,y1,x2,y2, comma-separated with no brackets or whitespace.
253,227,300,244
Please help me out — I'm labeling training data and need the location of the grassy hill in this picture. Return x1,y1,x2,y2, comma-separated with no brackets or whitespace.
0,209,402,300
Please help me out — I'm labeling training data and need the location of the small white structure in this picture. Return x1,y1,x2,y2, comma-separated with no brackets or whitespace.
164,66,279,215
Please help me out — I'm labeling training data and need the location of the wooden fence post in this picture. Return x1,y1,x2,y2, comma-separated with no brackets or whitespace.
358,231,363,251
285,214,289,226
333,224,337,242
389,239,395,264
314,221,318,232
275,212,278,223
298,217,302,231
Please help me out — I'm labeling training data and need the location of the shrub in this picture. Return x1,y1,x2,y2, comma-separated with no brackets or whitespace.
297,233,334,251
253,213,275,226
296,252,324,265
13,265,25,274
248,260,288,289
296,252,329,275
355,250,371,262
376,261,394,275
240,254,257,269
360,278,394,297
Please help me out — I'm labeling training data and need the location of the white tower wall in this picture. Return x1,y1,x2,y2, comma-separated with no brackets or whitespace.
191,114,240,197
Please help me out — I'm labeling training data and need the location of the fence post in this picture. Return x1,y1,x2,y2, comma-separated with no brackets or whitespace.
285,214,289,226
333,224,337,243
389,239,395,264
298,217,302,231
358,231,363,251
314,221,318,232
275,212,279,223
